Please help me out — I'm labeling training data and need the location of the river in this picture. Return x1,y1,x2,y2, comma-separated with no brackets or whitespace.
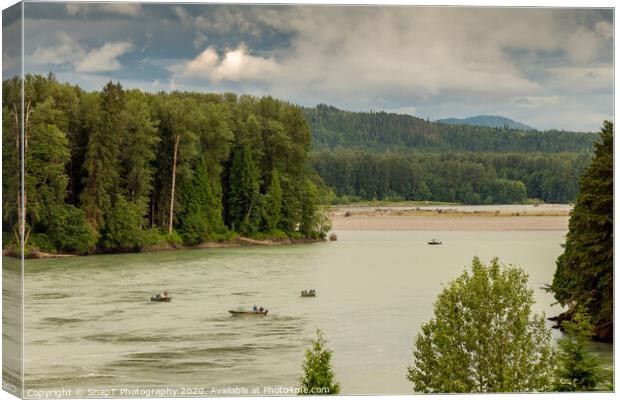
4,227,613,395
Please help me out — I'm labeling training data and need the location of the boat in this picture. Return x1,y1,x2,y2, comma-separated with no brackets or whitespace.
301,290,316,297
229,309,268,316
427,239,442,245
151,294,172,302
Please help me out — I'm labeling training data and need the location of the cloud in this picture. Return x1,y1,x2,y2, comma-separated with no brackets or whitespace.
29,32,84,65
75,41,132,73
27,31,133,73
66,3,142,17
181,45,278,82
23,5,612,131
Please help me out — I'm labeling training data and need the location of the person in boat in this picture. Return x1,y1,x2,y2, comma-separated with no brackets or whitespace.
253,305,258,312
259,306,264,312
160,289,168,299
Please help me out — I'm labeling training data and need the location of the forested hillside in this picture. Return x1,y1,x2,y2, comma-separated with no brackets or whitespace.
304,104,595,203
304,104,595,152
2,74,328,255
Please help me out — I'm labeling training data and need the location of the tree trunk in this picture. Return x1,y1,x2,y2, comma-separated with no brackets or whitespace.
168,133,181,235
14,101,31,247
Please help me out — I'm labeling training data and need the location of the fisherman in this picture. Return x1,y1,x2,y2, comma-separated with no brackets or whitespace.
161,289,169,298
253,305,258,312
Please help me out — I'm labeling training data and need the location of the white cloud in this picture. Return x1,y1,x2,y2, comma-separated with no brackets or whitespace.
66,3,142,17
182,45,278,82
75,41,133,73
28,32,85,65
27,32,133,74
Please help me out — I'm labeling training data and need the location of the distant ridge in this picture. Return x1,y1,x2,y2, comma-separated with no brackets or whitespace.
303,105,594,153
437,115,534,131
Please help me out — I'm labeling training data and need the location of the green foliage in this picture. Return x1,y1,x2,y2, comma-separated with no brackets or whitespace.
407,257,555,393
554,310,605,391
179,157,222,244
305,104,595,153
299,329,340,395
261,169,283,232
47,205,97,254
29,233,55,253
311,151,589,204
2,75,327,254
550,121,613,341
227,144,261,234
166,230,184,248
299,179,320,236
80,82,124,232
101,195,146,251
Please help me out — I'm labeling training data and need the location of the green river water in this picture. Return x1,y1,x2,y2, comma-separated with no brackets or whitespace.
3,229,613,396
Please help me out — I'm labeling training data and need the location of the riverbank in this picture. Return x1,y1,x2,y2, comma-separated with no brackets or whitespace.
330,204,571,231
2,235,326,259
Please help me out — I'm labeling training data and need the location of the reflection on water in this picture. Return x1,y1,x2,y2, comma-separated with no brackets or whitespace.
17,230,612,395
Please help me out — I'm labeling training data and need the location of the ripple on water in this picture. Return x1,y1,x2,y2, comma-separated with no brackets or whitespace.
82,333,185,343
30,293,70,300
41,317,85,325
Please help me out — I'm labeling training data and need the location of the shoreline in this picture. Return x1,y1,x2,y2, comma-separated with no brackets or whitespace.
330,204,570,232
2,236,327,260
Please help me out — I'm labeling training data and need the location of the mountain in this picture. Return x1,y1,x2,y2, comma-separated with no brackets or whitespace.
436,115,534,131
303,104,594,153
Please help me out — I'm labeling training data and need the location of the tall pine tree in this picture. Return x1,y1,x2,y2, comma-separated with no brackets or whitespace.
80,82,124,234
550,121,613,341
227,144,261,234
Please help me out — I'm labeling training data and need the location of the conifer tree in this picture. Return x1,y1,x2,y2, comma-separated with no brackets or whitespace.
299,329,340,395
179,157,214,244
80,82,124,233
554,310,605,391
261,169,283,232
550,121,613,341
227,144,261,234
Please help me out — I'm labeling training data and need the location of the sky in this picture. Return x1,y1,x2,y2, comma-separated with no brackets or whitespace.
2,2,614,131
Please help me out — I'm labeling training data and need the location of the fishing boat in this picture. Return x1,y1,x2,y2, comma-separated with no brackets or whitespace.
229,309,268,316
301,290,316,297
427,239,442,245
150,294,172,302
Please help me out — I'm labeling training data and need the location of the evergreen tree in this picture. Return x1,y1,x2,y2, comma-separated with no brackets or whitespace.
299,329,340,395
299,178,320,236
554,310,606,391
407,257,555,393
227,144,261,234
179,157,215,244
80,82,124,233
120,90,159,214
261,169,283,232
550,121,613,341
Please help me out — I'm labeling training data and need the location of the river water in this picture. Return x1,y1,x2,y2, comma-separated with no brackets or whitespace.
6,228,613,395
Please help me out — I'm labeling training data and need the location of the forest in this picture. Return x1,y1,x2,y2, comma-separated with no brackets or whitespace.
310,151,591,204
2,74,599,255
2,74,329,255
304,104,597,153
305,104,595,203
